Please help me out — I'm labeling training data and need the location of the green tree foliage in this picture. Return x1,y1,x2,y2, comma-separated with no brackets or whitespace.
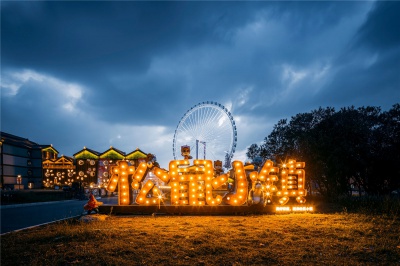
246,144,261,161
248,104,400,199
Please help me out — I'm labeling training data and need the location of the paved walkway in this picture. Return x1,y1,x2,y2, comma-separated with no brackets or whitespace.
0,196,118,234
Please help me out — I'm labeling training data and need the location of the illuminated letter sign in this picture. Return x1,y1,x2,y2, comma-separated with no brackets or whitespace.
224,161,248,206
106,158,306,207
105,161,135,205
249,160,278,204
277,160,306,204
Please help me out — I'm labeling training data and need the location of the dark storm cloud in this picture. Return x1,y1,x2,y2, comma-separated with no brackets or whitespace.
317,1,400,108
355,1,400,52
2,1,364,122
1,1,399,166
207,1,371,118
235,1,400,120
2,1,265,125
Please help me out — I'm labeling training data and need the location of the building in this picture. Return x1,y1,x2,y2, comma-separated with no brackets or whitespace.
0,132,52,189
43,154,75,188
1,131,151,190
73,146,148,188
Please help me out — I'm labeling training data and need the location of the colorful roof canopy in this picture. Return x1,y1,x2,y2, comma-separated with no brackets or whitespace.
74,147,100,159
42,145,59,154
125,148,147,160
99,146,125,160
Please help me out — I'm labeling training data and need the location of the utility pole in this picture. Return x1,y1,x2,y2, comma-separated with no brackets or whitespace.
196,140,206,159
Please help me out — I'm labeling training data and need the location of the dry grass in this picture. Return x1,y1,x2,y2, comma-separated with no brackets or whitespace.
1,213,400,265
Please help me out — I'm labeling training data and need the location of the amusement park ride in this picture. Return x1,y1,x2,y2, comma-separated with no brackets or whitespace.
100,102,313,214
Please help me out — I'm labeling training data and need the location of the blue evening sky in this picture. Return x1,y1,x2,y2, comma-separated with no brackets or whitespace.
1,1,399,168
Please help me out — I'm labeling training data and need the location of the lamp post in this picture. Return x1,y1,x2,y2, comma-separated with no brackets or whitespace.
17,175,22,190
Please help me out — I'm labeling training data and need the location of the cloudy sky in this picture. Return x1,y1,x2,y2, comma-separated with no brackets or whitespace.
1,1,399,168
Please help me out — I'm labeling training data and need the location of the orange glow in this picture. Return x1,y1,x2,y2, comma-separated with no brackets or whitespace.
135,180,162,205
277,160,306,205
247,160,279,205
276,206,313,212
107,156,307,207
105,160,135,205
223,161,248,206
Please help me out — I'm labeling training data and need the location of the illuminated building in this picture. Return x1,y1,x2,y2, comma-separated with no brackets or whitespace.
43,155,75,188
0,132,51,189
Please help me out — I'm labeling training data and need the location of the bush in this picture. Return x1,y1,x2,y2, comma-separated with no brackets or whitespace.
336,195,400,217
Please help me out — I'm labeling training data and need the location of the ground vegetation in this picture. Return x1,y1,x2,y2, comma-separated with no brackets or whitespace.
2,212,400,266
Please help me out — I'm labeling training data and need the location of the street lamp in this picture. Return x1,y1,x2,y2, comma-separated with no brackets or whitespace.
17,175,22,190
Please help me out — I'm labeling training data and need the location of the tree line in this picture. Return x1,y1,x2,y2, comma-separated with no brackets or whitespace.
246,104,400,199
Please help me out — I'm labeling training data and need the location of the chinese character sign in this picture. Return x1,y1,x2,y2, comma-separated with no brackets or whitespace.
276,160,306,204
106,160,136,205
105,159,306,206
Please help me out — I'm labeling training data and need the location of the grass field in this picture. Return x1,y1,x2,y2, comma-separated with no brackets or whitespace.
1,212,399,265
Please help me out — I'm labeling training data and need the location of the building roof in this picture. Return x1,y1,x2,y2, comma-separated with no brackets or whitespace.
41,145,60,154
56,155,74,163
0,131,53,150
99,146,126,159
73,147,101,159
125,148,147,160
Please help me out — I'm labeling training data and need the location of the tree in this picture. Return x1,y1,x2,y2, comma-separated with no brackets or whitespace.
246,144,261,161
367,104,400,194
248,104,400,200
259,119,290,162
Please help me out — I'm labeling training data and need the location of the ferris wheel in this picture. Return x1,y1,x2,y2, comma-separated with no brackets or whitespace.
173,101,237,163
